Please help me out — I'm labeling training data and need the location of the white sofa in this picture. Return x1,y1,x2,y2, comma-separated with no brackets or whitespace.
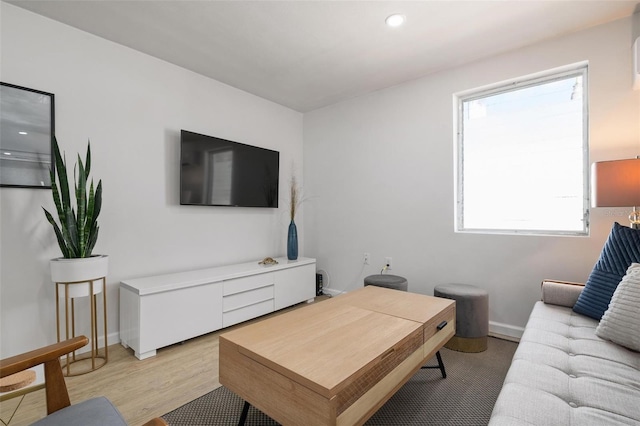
489,280,640,425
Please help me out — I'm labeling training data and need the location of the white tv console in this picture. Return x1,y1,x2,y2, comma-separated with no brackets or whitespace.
120,257,316,360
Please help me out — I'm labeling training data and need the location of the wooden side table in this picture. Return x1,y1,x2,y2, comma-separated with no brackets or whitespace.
55,277,108,376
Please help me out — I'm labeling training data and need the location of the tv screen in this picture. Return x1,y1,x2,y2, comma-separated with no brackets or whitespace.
180,130,279,207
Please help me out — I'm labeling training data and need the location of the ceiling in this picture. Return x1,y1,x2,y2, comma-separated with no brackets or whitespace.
6,1,639,112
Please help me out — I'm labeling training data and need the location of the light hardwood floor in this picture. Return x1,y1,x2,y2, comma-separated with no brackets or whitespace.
1,297,328,426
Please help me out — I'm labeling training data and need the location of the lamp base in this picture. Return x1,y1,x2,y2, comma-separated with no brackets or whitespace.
630,208,640,230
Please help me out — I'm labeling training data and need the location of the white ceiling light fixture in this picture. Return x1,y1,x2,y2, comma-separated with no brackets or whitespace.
18,131,27,135
385,14,406,28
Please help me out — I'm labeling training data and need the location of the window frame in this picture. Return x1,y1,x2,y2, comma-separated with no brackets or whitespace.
454,64,590,236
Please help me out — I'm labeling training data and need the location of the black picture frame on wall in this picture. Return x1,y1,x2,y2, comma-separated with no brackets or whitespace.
0,82,55,188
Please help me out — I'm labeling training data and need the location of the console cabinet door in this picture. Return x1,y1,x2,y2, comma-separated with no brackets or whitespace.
274,264,315,310
139,281,223,354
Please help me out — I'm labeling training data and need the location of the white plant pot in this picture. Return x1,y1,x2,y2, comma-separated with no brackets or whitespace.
51,255,109,298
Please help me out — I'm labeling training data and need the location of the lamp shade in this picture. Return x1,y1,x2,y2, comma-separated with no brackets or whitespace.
591,158,640,207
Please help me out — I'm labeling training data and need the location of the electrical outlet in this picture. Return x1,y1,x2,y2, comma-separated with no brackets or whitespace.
385,257,392,269
364,253,370,265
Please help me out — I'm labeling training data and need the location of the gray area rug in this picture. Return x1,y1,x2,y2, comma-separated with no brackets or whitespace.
163,337,517,425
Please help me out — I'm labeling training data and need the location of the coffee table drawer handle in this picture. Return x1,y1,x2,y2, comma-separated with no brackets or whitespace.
437,321,448,331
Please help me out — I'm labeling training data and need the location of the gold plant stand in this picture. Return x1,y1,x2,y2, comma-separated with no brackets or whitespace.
55,277,108,376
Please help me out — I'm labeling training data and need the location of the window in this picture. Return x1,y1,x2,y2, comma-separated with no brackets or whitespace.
455,65,589,235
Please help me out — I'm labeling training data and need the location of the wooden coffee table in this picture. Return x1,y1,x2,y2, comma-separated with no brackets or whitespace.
219,285,455,426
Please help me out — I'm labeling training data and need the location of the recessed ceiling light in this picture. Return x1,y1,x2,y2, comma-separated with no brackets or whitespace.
18,131,27,135
3,152,11,156
385,14,406,28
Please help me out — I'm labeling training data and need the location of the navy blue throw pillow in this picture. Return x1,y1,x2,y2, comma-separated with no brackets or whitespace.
573,222,640,320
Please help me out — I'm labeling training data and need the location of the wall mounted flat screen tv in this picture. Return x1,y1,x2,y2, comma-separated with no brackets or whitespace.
180,130,279,207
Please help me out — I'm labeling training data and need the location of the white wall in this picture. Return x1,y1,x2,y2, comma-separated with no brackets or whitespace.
2,6,638,357
0,4,304,357
304,16,640,338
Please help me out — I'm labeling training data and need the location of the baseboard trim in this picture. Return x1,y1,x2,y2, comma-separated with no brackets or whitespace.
489,321,524,341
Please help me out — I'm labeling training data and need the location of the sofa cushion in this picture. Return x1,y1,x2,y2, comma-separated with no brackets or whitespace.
31,396,127,426
596,263,640,352
573,222,640,320
489,301,640,425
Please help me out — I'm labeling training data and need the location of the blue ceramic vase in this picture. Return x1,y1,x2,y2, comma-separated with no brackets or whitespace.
287,219,298,260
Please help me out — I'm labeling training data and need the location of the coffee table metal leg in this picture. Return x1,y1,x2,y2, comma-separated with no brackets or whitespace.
421,350,447,378
238,400,250,426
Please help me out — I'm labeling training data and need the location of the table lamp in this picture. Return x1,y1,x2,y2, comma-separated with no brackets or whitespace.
591,157,640,229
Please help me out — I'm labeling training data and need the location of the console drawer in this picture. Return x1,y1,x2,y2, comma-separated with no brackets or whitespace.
223,285,274,312
223,273,274,296
223,298,274,328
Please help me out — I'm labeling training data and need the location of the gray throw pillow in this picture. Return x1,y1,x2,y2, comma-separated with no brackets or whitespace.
595,263,640,352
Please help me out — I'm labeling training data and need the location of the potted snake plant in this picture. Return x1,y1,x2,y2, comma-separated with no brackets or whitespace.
43,137,107,297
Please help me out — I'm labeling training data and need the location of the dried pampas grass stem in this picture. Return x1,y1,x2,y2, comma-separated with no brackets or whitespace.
290,175,299,221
